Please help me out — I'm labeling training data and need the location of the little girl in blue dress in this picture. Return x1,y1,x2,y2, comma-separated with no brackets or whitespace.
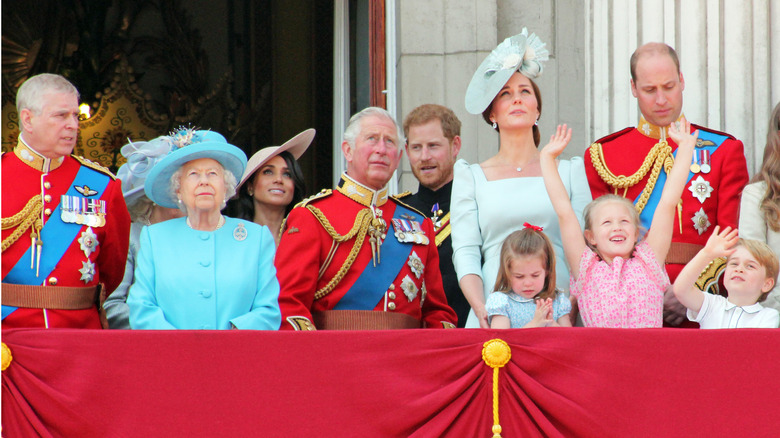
486,224,572,328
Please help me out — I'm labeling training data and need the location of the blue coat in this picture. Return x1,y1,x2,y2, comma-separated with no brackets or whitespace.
128,216,281,330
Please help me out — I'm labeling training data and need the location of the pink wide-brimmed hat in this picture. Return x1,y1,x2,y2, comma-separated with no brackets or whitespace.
238,128,315,188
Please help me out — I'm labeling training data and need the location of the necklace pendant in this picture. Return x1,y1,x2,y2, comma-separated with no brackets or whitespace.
516,167,522,172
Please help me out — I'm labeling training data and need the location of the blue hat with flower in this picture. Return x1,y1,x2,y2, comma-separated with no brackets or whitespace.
143,128,247,209
464,28,549,115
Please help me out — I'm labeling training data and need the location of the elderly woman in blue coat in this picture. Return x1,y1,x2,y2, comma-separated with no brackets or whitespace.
127,129,281,330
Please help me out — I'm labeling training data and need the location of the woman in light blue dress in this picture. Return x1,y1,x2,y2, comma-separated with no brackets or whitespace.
453,28,591,328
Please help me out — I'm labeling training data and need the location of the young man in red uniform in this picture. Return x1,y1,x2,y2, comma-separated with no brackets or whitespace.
584,43,749,327
275,107,457,330
2,73,130,329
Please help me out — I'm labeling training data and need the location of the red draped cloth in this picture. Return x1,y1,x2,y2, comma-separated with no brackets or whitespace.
2,328,779,437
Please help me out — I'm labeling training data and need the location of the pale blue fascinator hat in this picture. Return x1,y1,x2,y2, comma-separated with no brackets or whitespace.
143,128,247,209
117,136,178,205
464,28,549,115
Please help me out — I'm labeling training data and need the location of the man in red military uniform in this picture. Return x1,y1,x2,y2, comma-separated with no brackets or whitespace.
275,107,457,330
584,43,749,326
2,73,130,329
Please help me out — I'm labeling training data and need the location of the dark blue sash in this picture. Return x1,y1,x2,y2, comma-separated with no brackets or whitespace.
333,203,421,310
2,164,110,319
637,130,726,230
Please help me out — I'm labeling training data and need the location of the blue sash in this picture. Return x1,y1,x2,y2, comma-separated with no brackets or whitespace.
636,130,727,230
334,203,420,310
2,165,110,319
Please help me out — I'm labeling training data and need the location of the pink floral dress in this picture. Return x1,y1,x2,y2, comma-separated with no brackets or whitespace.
570,241,668,328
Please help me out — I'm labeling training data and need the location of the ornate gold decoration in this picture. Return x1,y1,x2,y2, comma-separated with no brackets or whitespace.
1,342,12,371
589,140,673,214
308,206,374,300
695,257,727,295
2,195,43,256
482,339,512,438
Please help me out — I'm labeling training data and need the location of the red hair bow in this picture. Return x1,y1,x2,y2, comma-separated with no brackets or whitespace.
523,222,543,232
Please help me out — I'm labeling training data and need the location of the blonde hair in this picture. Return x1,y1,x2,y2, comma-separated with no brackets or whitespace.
493,228,557,300
733,238,779,302
753,101,780,231
583,194,643,253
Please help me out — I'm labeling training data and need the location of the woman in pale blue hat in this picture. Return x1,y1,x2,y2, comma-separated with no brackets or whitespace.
227,129,313,246
104,136,185,328
127,128,281,330
452,28,592,328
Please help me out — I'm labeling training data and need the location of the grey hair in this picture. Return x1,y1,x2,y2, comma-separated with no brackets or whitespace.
17,73,80,115
169,165,238,214
342,106,404,150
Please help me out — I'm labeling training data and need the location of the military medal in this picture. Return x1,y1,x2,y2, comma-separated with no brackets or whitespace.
400,275,418,302
692,208,711,235
407,251,424,279
79,259,96,283
430,203,444,232
392,218,429,245
700,149,711,174
688,175,714,203
233,222,247,241
689,149,700,173
77,227,99,257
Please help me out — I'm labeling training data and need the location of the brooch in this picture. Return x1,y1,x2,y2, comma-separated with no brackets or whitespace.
407,251,424,279
79,260,96,283
233,223,248,241
77,227,99,258
688,175,713,204
400,275,418,302
692,208,711,235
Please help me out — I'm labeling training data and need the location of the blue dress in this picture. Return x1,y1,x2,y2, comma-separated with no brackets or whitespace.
486,290,571,328
128,216,281,330
451,158,591,328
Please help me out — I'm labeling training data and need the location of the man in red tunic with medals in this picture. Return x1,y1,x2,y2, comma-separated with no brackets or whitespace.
275,107,457,330
584,43,749,326
2,74,130,329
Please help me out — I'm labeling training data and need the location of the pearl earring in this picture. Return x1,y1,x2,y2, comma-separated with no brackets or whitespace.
492,121,497,129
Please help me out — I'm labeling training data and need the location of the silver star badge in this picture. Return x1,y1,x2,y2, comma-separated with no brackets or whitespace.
692,208,711,235
688,175,713,204
79,260,96,283
400,275,418,302
77,227,99,258
407,251,424,279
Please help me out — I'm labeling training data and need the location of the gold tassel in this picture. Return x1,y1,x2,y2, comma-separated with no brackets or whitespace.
482,339,512,438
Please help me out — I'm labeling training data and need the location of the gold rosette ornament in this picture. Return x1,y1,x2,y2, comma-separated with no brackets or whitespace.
482,339,511,438
1,342,12,371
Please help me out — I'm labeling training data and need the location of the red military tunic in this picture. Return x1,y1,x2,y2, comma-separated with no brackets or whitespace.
275,174,457,330
584,117,749,325
2,139,130,328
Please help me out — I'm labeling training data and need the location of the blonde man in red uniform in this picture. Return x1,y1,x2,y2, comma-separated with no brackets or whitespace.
584,43,748,326
2,74,130,328
275,107,457,330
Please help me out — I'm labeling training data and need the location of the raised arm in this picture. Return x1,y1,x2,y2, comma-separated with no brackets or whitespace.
672,226,738,313
647,119,697,266
540,125,586,278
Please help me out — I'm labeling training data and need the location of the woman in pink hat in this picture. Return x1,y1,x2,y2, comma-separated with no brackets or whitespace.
228,129,314,246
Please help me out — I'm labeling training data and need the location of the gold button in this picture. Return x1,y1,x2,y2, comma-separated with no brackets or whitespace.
44,181,51,189
44,208,52,216
44,194,52,202
388,292,396,300
48,277,58,285
388,302,396,310
388,284,395,290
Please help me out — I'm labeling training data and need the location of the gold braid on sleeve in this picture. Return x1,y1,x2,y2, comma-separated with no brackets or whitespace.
589,140,673,214
306,205,373,300
2,195,43,252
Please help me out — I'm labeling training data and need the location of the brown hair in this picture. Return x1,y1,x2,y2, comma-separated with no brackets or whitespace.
583,194,644,254
403,104,461,142
752,102,780,231
630,42,681,82
492,227,557,300
481,76,542,146
732,239,779,302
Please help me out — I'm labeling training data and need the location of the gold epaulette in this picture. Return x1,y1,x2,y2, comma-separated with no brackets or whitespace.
696,256,727,295
390,195,426,217
72,155,117,180
394,190,412,199
299,189,332,208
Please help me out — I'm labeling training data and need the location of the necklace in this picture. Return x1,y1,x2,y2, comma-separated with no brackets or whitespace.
186,215,225,231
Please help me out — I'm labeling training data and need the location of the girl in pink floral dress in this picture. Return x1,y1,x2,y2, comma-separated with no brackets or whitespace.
539,121,696,327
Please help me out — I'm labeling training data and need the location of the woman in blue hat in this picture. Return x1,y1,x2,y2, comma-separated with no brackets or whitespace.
126,128,281,330
452,28,592,328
